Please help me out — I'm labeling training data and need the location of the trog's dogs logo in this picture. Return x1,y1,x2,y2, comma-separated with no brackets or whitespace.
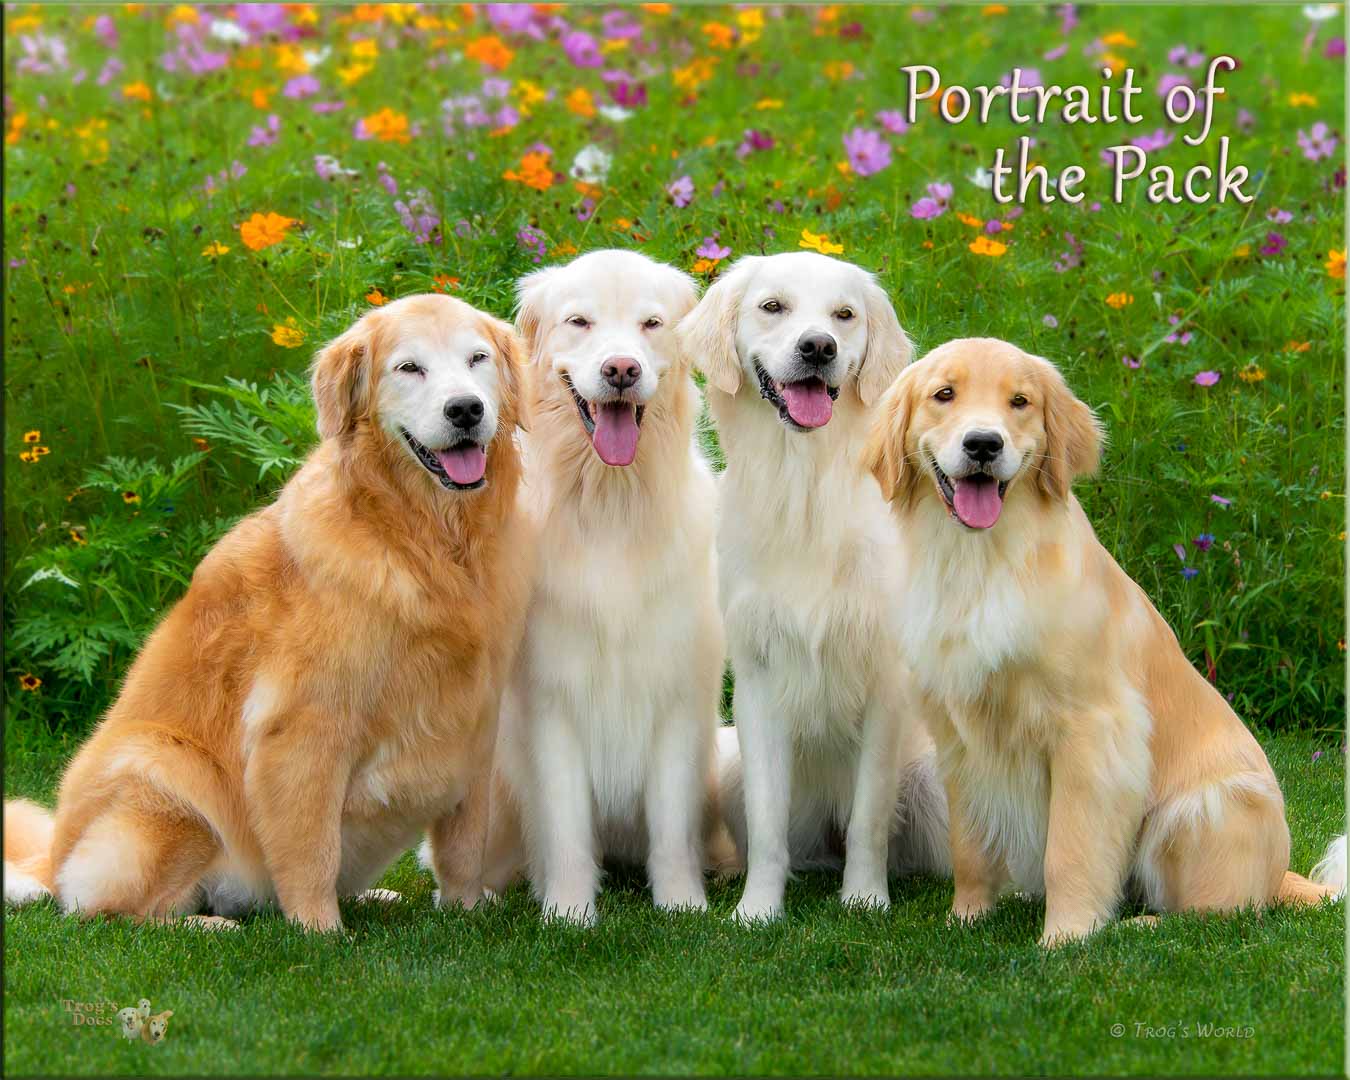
62,997,174,1044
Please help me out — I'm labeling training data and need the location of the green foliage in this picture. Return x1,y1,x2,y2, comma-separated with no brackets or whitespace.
171,374,317,483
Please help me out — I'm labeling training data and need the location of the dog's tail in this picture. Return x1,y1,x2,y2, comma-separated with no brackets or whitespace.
4,799,56,905
1278,834,1347,905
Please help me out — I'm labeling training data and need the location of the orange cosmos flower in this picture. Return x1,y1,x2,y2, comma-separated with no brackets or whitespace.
239,212,297,252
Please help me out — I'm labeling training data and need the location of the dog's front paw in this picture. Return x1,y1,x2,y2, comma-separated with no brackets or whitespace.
653,872,707,913
542,894,596,927
1038,918,1099,948
732,893,783,925
947,892,997,926
840,887,890,912
434,883,486,911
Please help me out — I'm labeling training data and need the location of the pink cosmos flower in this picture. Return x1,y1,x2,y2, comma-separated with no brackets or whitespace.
1194,370,1220,387
667,175,694,208
696,235,731,260
843,128,891,177
1297,122,1338,161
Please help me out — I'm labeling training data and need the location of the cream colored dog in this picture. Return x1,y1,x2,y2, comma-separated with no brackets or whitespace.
468,249,726,924
863,336,1346,945
679,252,950,923
3,295,533,930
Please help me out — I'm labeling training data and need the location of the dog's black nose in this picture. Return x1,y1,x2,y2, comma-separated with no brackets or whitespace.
602,357,641,391
796,331,837,366
445,395,484,430
962,429,1004,463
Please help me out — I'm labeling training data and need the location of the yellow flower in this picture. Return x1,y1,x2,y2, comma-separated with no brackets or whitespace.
33,445,49,457
514,79,548,114
23,430,40,444
1237,362,1266,384
192,437,211,451
1105,292,1134,309
19,450,38,464
271,319,306,348
673,57,717,93
337,62,373,85
1288,92,1318,107
166,4,199,26
1326,249,1346,280
799,229,844,255
5,112,27,146
1101,30,1136,47
350,38,379,60
755,99,783,110
703,22,736,49
69,528,87,544
122,81,152,103
239,212,297,252
360,107,411,143
366,288,389,307
983,4,1009,13
1234,243,1251,258
201,241,230,258
122,490,141,505
18,674,41,692
566,88,596,118
956,212,985,228
823,60,855,81
691,257,720,274
969,236,1008,257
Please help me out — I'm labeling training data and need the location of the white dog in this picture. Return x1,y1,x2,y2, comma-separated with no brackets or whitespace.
679,252,949,922
485,249,725,924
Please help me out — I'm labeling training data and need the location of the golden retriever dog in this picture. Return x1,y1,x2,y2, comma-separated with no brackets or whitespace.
862,336,1346,945
678,252,950,923
2,294,533,930
443,249,726,925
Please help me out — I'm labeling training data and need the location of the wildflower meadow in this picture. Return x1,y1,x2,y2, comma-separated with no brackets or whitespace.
3,4,1345,1076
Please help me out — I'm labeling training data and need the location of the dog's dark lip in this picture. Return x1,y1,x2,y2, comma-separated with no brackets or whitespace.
752,359,838,433
929,455,1008,525
400,428,486,491
560,371,645,437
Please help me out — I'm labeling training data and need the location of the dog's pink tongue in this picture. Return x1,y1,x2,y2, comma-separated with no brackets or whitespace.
435,444,486,486
781,379,833,428
592,403,640,466
953,476,1003,529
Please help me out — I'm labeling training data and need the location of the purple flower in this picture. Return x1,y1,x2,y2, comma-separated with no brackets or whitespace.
667,175,694,208
1173,543,1187,561
736,128,774,159
1042,314,1059,328
311,100,345,115
313,154,354,182
562,30,603,68
1193,533,1215,551
602,10,642,40
1210,494,1232,507
93,14,118,49
696,234,731,260
876,110,909,135
910,197,946,221
1267,207,1294,224
394,189,441,245
1001,67,1042,89
247,114,280,148
283,74,319,100
96,56,124,87
927,181,953,202
16,32,70,76
485,4,540,35
843,128,892,177
1326,37,1346,59
576,197,596,223
235,4,289,40
1059,3,1078,33
1053,231,1083,273
1297,122,1338,162
1122,355,1141,369
1167,44,1205,68
1164,315,1193,345
606,77,647,109
1157,73,1192,97
517,225,547,264
1194,370,1220,387
482,77,511,99
1043,43,1068,61
1237,107,1256,133
1312,750,1324,763
1259,232,1288,257
1181,566,1199,579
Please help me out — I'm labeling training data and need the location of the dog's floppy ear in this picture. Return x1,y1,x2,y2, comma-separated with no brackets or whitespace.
861,364,919,508
485,314,531,432
677,256,759,395
1035,357,1103,500
311,315,374,440
514,266,560,363
855,273,914,408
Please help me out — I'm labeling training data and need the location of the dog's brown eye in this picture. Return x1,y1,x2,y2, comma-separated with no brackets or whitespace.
934,386,955,402
566,315,591,329
642,316,662,330
1010,393,1029,408
760,299,783,314
469,351,489,367
396,362,423,375
834,307,854,321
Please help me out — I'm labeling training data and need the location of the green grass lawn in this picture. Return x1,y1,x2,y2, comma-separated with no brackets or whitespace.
4,734,1344,1076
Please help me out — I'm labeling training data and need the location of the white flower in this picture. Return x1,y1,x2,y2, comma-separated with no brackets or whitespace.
209,19,248,44
597,104,633,123
968,166,993,190
569,144,613,185
1303,3,1340,19
302,47,331,68
337,237,362,249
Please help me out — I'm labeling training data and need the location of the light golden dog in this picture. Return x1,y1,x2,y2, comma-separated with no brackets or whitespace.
3,294,533,930
863,337,1345,945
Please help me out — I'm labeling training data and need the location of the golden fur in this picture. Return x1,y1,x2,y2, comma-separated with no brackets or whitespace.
863,337,1344,945
3,295,533,930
